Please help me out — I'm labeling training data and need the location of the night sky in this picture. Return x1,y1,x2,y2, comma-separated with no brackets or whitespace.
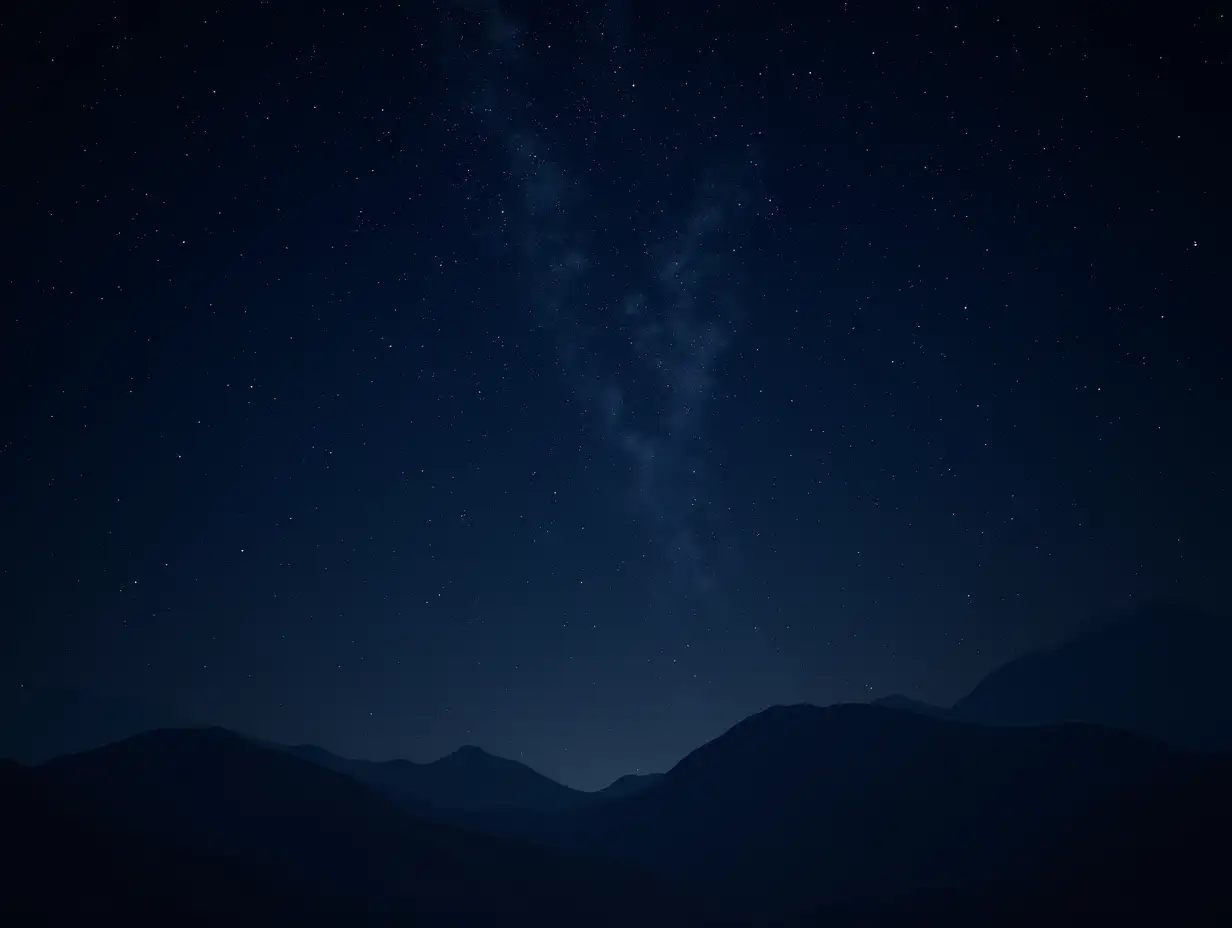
2,1,1227,790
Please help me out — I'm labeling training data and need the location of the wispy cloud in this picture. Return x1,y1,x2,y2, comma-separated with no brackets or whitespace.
463,2,758,619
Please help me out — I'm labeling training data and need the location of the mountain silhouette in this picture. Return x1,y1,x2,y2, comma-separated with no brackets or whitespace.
501,703,1201,916
12,605,1230,922
952,602,1232,751
279,740,589,813
36,727,707,925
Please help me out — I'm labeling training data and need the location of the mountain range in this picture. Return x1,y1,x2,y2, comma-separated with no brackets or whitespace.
19,727,701,926
279,741,587,813
274,741,663,814
4,602,1230,923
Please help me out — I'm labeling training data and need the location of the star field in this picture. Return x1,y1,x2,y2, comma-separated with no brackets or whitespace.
2,1,1227,788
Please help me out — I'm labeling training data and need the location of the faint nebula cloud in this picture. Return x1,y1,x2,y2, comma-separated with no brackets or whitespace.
458,1,762,624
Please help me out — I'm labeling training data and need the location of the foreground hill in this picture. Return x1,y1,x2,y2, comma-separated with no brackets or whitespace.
763,760,1232,927
503,704,1202,916
0,758,312,921
36,727,705,925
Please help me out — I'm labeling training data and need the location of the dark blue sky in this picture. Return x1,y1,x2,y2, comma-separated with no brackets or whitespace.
2,1,1226,788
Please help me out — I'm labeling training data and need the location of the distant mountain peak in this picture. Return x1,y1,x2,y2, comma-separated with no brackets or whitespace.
606,773,645,786
0,687,195,764
597,771,665,799
278,738,585,814
953,601,1232,751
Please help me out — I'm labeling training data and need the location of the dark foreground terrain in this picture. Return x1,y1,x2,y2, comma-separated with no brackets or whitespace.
4,714,1230,925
